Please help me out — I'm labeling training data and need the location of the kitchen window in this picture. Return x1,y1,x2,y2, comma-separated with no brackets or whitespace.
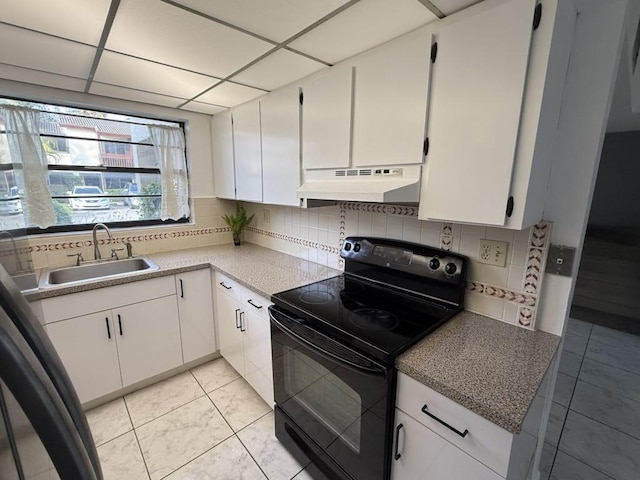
0,99,190,233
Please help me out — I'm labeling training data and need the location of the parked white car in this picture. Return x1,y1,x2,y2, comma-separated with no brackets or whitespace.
69,186,110,210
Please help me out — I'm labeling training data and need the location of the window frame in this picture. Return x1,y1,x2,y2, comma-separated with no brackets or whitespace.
0,98,192,234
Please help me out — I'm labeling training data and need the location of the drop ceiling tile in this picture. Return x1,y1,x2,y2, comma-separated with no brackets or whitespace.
0,0,111,45
180,102,227,115
232,50,326,90
170,0,349,42
106,0,273,78
0,64,86,92
194,82,265,107
429,0,483,16
89,82,186,108
0,24,95,78
95,51,219,99
289,0,438,64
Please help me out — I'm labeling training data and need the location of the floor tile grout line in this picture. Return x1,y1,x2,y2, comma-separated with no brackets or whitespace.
128,390,210,430
552,450,617,480
576,375,640,404
123,397,153,480
234,433,272,480
562,406,640,444
549,329,590,477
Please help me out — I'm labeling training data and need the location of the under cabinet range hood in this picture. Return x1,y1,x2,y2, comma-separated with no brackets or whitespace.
297,165,421,204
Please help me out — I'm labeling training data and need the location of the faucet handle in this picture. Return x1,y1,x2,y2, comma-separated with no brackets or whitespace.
66,252,84,266
125,242,133,258
110,248,125,260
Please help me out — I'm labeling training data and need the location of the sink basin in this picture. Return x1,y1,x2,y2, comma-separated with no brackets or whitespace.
39,257,159,288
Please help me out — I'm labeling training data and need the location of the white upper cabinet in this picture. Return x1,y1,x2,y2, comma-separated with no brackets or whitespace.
419,0,574,229
301,63,353,170
261,86,301,206
212,110,236,200
420,0,535,226
352,26,433,167
233,101,263,202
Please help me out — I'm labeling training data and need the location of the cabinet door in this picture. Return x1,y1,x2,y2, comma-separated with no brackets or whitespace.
261,86,301,206
212,110,236,200
420,0,535,226
46,312,121,404
114,296,182,387
242,295,274,406
352,26,433,167
301,64,353,170
176,270,216,364
232,101,263,202
215,287,245,376
392,410,502,480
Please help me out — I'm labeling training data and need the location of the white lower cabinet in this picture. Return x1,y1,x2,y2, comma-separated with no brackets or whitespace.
392,409,502,480
42,273,216,404
46,310,122,403
176,269,216,364
215,272,274,406
393,372,540,480
114,296,182,387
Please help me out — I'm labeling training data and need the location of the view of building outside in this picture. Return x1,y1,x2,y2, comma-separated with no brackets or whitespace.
0,100,182,231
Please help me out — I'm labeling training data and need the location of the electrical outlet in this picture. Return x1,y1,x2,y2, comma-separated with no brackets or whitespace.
263,209,270,224
477,239,508,267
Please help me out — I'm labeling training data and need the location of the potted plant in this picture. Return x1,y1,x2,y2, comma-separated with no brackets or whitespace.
222,202,254,246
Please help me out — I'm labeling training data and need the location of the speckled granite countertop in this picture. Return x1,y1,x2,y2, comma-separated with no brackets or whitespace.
396,310,560,434
26,245,558,435
25,243,340,300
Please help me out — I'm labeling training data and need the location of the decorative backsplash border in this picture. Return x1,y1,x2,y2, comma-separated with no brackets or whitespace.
246,227,341,255
27,227,229,253
338,202,552,329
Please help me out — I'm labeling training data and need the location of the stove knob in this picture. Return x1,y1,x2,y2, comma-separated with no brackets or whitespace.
444,262,457,275
344,242,352,251
353,243,361,253
428,258,440,270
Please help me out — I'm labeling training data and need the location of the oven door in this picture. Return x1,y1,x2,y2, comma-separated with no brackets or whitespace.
270,306,392,480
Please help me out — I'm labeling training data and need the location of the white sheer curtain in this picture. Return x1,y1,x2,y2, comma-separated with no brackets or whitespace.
149,125,190,220
1,105,56,228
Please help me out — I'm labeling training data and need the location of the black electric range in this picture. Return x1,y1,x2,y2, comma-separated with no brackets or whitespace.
269,237,468,480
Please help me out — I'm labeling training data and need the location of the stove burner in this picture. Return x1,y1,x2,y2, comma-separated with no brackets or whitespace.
299,290,335,305
349,308,399,331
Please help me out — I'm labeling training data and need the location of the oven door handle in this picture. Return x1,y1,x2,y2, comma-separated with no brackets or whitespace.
270,311,385,376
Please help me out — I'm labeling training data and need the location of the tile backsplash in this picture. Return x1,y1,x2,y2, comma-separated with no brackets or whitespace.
26,197,233,270
241,200,552,330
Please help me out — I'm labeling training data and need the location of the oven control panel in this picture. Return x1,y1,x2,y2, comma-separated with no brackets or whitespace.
341,237,467,285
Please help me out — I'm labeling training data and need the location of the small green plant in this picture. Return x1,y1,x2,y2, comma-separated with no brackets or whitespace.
222,202,254,245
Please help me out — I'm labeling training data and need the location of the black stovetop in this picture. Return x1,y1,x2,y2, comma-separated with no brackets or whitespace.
270,274,462,365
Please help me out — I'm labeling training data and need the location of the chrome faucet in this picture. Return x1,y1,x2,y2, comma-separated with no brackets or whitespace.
92,223,113,260
0,230,23,272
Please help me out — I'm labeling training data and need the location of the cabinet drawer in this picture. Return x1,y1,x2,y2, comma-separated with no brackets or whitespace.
392,409,502,480
241,290,270,320
42,275,176,323
396,373,512,477
215,272,243,303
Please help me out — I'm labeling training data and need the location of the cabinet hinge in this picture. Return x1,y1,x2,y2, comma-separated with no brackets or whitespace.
423,137,430,156
506,196,514,217
299,91,304,105
430,42,438,63
533,3,542,30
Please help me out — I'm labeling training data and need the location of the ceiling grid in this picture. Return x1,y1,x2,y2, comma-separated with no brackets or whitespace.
0,0,482,113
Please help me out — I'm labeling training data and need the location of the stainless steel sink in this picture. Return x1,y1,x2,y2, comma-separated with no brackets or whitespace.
39,257,159,288
12,272,39,293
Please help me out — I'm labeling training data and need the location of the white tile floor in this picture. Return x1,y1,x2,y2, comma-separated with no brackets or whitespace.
87,358,311,480
89,319,640,480
540,318,640,480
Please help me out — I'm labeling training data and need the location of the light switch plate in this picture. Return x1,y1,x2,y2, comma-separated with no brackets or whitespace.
478,239,508,267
